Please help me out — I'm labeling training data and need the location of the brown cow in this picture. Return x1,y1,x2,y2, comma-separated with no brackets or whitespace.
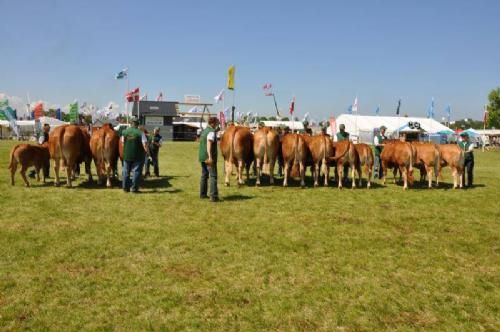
380,141,415,190
437,144,464,189
48,124,93,187
90,123,119,187
220,125,254,186
8,143,50,186
412,142,440,188
253,127,279,185
331,140,359,189
281,133,308,187
304,133,334,186
354,143,374,188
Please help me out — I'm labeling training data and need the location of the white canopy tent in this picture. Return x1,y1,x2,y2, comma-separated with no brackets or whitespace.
327,114,453,143
262,120,304,131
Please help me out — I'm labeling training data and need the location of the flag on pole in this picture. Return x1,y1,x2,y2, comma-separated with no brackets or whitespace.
140,94,148,101
0,99,8,110
156,92,164,101
352,97,358,113
115,68,128,79
55,108,62,120
3,107,19,136
427,97,435,118
219,111,226,129
289,96,295,115
69,101,79,123
445,105,451,123
213,89,224,103
396,99,401,115
126,88,140,102
483,105,488,125
329,116,337,137
347,105,352,114
262,83,273,96
375,106,380,115
33,102,44,119
227,65,235,90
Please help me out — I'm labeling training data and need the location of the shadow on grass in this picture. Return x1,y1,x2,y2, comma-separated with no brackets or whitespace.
223,194,254,201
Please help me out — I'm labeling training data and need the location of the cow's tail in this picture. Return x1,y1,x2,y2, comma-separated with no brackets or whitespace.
229,127,236,165
100,128,107,172
458,149,465,174
293,133,299,166
320,134,328,176
328,142,349,162
59,126,66,167
408,143,414,173
8,145,19,169
434,146,440,181
263,129,268,166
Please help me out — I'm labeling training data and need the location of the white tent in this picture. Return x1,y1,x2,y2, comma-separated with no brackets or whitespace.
262,120,304,130
328,114,453,143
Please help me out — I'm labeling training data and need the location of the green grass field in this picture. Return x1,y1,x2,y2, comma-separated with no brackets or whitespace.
0,140,498,331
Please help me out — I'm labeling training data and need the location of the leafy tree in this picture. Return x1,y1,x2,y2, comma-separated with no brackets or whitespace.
281,117,289,121
487,87,500,128
449,118,484,130
268,116,277,121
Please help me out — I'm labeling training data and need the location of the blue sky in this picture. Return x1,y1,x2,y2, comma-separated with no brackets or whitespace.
1,0,499,121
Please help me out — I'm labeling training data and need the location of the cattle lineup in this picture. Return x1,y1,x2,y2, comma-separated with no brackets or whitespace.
8,123,468,190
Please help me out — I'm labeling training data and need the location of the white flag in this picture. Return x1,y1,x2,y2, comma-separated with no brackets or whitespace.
352,97,358,113
213,89,224,103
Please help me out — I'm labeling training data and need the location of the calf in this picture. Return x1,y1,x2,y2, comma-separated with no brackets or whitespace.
9,143,50,186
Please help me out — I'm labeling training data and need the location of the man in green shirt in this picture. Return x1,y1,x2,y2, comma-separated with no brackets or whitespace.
199,117,220,202
121,118,149,193
336,124,350,141
374,125,387,179
458,132,474,187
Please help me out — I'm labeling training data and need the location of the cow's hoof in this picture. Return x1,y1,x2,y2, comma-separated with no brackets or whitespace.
54,183,60,187
256,182,261,187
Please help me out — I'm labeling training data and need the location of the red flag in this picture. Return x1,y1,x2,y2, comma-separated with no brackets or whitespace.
126,88,140,102
34,102,44,119
329,116,336,136
156,92,163,101
219,111,226,129
289,96,295,115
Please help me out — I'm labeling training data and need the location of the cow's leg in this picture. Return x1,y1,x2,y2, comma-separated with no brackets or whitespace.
269,160,275,185
237,160,244,185
382,162,387,185
393,167,398,184
10,161,17,185
105,161,112,188
66,163,73,188
35,166,41,182
324,163,329,186
299,162,305,188
283,162,289,187
54,159,61,187
366,165,372,189
313,162,319,187
337,163,343,189
224,160,231,186
255,158,261,186
20,166,30,187
351,164,356,189
402,166,408,190
426,166,433,188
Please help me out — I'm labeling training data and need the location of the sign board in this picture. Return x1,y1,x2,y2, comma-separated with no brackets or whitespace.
145,116,164,126
184,95,201,104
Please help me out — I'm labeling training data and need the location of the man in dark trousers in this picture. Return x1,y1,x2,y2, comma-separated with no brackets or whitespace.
145,127,163,177
121,118,149,193
336,124,350,182
199,117,219,202
459,132,475,187
374,125,387,179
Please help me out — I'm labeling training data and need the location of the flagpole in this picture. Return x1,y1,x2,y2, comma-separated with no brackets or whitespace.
126,69,130,124
272,94,280,118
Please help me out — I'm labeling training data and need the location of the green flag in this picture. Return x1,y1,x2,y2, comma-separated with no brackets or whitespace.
0,99,8,110
0,110,6,120
69,101,79,123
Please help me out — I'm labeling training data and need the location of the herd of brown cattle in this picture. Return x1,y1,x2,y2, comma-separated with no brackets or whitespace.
8,123,465,190
9,124,121,187
220,125,465,190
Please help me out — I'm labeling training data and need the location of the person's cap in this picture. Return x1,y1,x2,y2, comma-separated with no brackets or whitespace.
154,127,160,131
460,132,469,137
380,125,387,130
130,116,139,125
339,124,345,130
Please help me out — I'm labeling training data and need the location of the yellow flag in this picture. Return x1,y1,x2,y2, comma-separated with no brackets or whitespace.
227,65,235,90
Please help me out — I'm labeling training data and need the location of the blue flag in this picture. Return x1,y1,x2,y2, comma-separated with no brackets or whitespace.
55,108,62,120
115,68,128,79
445,105,451,123
375,106,380,115
427,97,435,118
396,99,401,115
347,105,352,114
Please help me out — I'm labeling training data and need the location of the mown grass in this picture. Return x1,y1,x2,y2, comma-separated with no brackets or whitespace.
0,140,498,331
